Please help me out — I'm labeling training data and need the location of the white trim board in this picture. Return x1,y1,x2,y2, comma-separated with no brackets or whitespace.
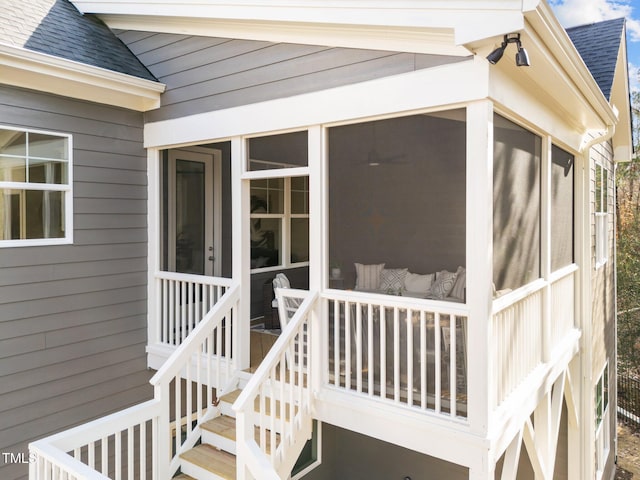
0,43,164,111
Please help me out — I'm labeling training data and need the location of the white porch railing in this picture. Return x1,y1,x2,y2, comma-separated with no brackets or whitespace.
549,265,577,354
322,290,469,419
30,400,160,480
29,284,240,480
234,289,317,480
155,271,232,346
491,265,578,409
491,280,545,408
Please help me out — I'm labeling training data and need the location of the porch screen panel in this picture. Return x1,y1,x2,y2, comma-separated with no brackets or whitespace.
247,130,308,171
551,145,574,271
493,114,541,291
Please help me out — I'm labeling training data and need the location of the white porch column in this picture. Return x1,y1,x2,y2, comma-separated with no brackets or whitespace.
541,136,552,363
466,100,494,437
232,136,251,371
147,148,161,350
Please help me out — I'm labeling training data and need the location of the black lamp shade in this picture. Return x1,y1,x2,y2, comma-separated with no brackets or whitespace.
515,47,530,67
487,46,505,64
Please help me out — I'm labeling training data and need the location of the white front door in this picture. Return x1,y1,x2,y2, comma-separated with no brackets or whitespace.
167,149,221,276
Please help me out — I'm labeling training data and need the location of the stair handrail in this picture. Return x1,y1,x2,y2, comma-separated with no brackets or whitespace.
151,282,241,478
233,289,318,479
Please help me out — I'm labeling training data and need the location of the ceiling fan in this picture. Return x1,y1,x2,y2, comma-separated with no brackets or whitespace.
365,121,410,167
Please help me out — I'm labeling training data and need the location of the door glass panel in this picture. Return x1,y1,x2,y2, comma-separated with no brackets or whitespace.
175,159,205,274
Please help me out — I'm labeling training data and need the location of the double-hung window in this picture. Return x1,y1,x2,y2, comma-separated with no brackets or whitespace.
0,126,72,246
595,163,608,266
250,176,309,271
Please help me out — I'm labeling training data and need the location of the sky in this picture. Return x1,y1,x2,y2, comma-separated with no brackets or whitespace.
549,0,640,91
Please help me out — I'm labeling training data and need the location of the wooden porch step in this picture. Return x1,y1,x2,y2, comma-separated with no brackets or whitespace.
201,415,279,455
173,475,196,480
180,444,236,480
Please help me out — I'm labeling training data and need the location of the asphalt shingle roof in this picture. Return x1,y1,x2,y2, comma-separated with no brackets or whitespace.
566,17,625,101
0,0,156,81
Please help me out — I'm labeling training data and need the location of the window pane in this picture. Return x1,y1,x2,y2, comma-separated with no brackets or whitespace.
29,133,68,160
493,114,541,290
291,218,309,263
175,160,205,274
28,159,68,184
0,155,26,182
595,379,603,427
251,179,283,214
247,131,308,171
291,176,309,214
251,217,281,268
551,145,574,271
603,365,609,411
0,189,65,240
0,131,26,156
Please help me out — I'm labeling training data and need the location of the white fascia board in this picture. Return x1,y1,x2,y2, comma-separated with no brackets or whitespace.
101,14,469,56
72,0,531,54
0,43,165,111
524,5,618,128
144,57,484,149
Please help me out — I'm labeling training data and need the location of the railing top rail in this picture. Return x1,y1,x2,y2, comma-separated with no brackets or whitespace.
492,278,546,315
232,290,319,413
273,287,310,300
322,288,470,316
549,263,578,283
155,270,233,287
30,442,111,480
150,283,240,386
30,398,161,453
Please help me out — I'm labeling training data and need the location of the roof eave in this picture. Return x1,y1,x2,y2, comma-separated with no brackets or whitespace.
0,43,165,112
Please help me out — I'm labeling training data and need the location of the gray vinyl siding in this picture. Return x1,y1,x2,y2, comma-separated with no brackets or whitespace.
0,85,151,480
113,31,469,124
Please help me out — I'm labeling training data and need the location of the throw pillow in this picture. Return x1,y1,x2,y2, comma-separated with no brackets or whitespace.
429,270,458,299
272,273,291,290
404,272,435,294
354,263,385,290
380,268,408,292
449,266,466,301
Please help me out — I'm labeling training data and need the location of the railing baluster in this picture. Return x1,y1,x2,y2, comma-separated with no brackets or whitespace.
380,305,386,399
356,302,362,393
434,312,441,413
367,303,373,396
114,431,122,480
420,310,426,410
406,308,413,406
345,300,351,390
450,314,457,417
333,300,339,386
393,307,400,403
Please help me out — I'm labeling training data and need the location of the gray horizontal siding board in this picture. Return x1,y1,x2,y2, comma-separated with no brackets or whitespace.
76,150,148,172
0,342,146,393
113,29,159,45
0,364,149,432
0,271,147,305
149,39,273,79
0,87,144,129
73,166,147,185
1,381,152,449
0,244,146,268
161,45,383,104
0,301,146,341
74,214,148,230
125,32,192,55
0,356,147,414
0,286,147,322
0,328,147,377
74,228,148,245
158,42,329,90
75,198,147,215
45,314,146,349
140,36,231,68
75,182,147,199
0,333,46,359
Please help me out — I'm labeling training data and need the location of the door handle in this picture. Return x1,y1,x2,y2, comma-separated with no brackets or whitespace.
208,256,214,261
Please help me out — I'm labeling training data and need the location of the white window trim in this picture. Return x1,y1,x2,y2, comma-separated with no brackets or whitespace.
0,125,73,247
594,162,608,268
250,175,309,273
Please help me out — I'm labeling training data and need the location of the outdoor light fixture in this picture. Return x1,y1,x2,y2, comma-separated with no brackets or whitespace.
486,33,530,67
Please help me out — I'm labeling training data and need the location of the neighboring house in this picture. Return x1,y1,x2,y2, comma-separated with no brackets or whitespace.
0,1,631,480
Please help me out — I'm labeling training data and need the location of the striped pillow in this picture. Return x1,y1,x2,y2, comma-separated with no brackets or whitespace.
449,267,466,301
354,263,385,290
